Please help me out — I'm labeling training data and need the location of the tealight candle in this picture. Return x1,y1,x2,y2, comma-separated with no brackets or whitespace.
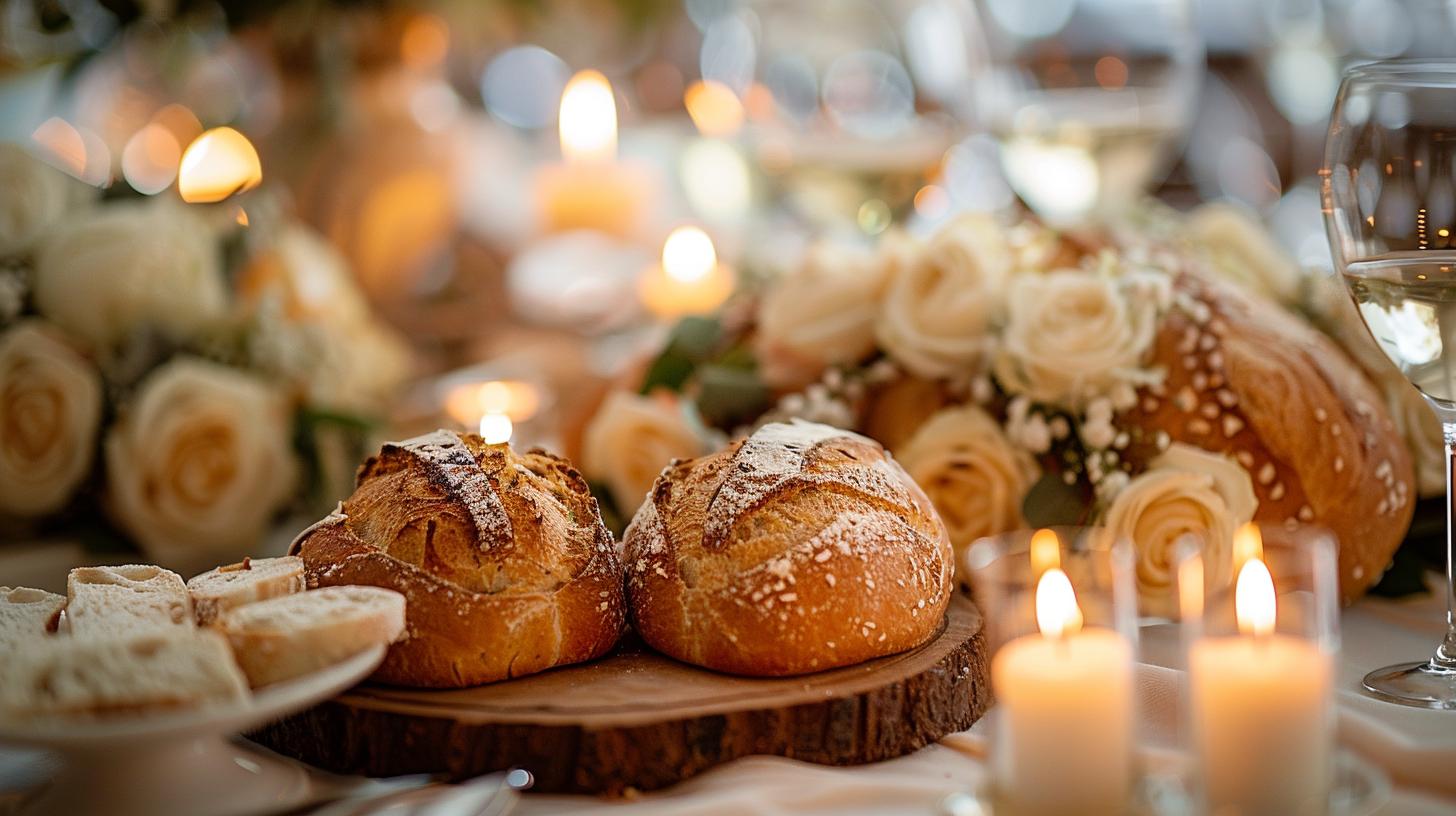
1188,541,1334,814
444,379,543,446
991,565,1134,815
639,226,735,319
534,70,649,238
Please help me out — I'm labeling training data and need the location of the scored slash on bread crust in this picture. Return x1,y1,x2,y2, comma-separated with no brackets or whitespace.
0,587,66,647
290,431,627,688
218,586,406,688
0,630,248,720
623,419,953,676
187,556,306,626
65,565,193,639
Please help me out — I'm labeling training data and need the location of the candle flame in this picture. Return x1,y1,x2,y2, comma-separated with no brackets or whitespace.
1235,557,1276,637
178,127,262,204
559,70,617,162
1035,568,1083,639
1029,529,1060,577
1232,523,1263,573
684,80,745,137
446,380,542,427
662,226,717,284
479,412,514,445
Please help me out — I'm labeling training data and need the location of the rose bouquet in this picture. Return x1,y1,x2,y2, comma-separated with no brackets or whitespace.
0,143,411,573
582,204,1423,612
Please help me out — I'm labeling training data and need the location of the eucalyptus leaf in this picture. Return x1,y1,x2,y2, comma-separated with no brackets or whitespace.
639,316,724,394
695,365,771,429
1022,472,1093,528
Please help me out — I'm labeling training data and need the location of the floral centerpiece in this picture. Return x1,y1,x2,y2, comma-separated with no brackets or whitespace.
582,204,1425,612
0,143,410,573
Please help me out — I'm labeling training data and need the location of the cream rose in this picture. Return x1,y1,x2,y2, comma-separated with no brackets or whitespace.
105,359,296,572
756,241,889,390
1186,202,1305,306
994,269,1162,410
895,406,1037,563
33,201,226,351
0,143,86,258
876,214,1012,379
0,321,102,517
1100,443,1258,618
583,391,705,515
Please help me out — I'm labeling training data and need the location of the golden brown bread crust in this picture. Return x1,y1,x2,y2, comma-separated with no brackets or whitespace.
290,430,625,687
623,420,953,676
1123,274,1415,602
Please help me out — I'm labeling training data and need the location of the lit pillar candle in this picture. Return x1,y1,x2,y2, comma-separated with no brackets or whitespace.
534,70,649,238
639,226,735,319
1189,555,1333,814
992,567,1134,816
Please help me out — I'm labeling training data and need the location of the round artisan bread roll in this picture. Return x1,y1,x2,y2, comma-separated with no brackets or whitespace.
1123,272,1415,602
624,419,953,676
289,430,626,687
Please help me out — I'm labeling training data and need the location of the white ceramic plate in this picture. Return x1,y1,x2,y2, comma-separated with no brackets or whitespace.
0,646,386,816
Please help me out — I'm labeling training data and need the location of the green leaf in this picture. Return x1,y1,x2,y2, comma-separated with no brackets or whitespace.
1022,472,1093,528
639,316,724,394
640,353,697,395
695,365,771,429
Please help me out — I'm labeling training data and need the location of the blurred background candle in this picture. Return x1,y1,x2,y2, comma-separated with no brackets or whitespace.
445,378,543,447
178,126,263,204
534,70,649,238
973,529,1136,816
1189,553,1334,814
639,225,735,319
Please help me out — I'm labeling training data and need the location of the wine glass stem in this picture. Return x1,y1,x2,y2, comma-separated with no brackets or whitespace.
1439,422,1456,668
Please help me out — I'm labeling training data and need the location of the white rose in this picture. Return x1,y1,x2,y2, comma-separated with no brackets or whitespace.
583,391,705,514
1187,202,1304,306
1100,443,1258,618
994,269,1160,409
33,201,226,351
756,241,889,390
0,321,102,517
876,214,1012,379
0,143,88,258
105,359,297,572
895,406,1037,563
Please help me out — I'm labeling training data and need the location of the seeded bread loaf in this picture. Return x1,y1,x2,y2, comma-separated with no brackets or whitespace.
623,420,953,676
1121,273,1415,601
218,585,405,687
188,556,306,626
65,565,192,638
0,587,65,647
290,430,626,687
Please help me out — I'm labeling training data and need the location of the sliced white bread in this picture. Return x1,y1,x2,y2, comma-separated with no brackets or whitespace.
0,587,65,649
65,565,193,639
0,630,248,721
187,556,306,626
218,586,406,687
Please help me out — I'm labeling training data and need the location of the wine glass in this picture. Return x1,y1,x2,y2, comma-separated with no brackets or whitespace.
968,0,1203,227
1324,59,1456,708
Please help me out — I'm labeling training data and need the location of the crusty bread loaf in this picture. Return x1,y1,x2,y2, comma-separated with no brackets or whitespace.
65,565,192,638
0,630,247,721
1121,273,1415,602
290,430,626,687
0,587,65,647
188,556,306,626
218,586,405,687
623,419,953,676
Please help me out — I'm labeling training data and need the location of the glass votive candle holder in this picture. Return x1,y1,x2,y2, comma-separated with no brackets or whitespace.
1176,523,1339,816
966,527,1140,816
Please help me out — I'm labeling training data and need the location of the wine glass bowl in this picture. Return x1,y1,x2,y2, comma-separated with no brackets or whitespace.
968,0,1203,227
1323,59,1456,708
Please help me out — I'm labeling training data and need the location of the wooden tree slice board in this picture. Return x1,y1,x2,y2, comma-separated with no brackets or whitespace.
250,595,990,795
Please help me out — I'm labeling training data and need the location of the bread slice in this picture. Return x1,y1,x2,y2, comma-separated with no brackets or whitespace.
0,630,248,721
218,586,406,687
187,556,306,626
65,565,193,639
0,587,65,648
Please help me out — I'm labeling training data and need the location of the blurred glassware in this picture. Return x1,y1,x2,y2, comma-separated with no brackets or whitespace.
969,0,1204,227
731,0,983,238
